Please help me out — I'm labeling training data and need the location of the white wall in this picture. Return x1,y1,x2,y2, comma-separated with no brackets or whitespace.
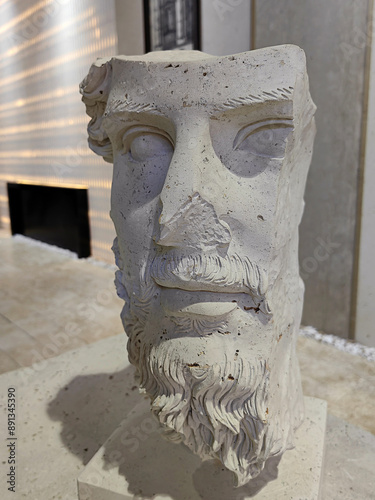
115,0,145,55
0,0,118,262
355,4,375,347
201,0,251,55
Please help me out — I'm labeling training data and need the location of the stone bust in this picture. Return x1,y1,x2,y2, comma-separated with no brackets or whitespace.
80,45,316,486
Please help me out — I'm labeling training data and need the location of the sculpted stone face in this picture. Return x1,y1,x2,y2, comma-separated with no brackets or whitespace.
80,46,316,486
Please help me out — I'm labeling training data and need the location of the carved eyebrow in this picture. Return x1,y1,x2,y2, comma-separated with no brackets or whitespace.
211,86,294,114
105,86,297,118
105,98,165,118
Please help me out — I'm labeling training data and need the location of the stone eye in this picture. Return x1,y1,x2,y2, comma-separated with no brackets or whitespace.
122,126,174,162
234,119,293,159
130,133,173,162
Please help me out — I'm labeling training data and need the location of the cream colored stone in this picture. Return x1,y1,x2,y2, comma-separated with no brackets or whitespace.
80,46,316,485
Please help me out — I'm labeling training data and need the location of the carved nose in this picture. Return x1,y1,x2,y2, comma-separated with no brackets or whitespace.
156,192,231,251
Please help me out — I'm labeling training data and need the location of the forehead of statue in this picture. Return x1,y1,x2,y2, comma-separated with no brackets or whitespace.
106,46,305,118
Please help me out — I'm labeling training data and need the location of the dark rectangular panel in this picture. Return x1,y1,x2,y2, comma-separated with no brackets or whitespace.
7,183,91,258
144,0,200,52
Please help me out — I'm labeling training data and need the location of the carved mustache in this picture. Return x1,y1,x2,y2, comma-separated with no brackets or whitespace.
150,252,270,311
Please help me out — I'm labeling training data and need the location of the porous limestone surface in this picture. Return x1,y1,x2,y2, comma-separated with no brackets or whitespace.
80,45,317,485
0,335,374,500
78,396,327,500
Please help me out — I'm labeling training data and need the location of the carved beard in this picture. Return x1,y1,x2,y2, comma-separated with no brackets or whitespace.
112,238,292,486
139,338,273,487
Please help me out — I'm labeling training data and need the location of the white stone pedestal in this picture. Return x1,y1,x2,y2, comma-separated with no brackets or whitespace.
78,396,327,500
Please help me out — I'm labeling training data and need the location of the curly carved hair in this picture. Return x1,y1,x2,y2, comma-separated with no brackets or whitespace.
79,58,113,163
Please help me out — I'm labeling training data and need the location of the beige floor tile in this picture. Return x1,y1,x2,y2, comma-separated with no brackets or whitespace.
0,349,21,374
88,307,123,332
50,297,122,334
0,322,35,347
0,322,45,367
298,336,375,435
12,310,68,339
28,330,88,359
76,321,120,345
0,298,40,323
0,313,12,327
0,235,122,367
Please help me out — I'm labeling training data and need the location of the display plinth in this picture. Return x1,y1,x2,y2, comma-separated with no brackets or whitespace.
78,396,327,500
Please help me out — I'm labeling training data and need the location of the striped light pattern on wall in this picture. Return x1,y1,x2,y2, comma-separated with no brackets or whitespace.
0,0,118,262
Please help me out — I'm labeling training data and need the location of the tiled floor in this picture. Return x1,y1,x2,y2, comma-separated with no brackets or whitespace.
0,232,123,371
0,232,374,436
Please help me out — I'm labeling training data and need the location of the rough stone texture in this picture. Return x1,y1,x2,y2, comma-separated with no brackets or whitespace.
0,336,373,500
80,46,316,485
78,396,327,500
255,0,369,338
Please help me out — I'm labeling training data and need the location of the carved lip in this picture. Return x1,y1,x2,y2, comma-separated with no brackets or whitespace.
159,287,239,317
152,276,250,294
154,280,272,316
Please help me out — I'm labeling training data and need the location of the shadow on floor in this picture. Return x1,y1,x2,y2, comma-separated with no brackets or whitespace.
48,365,282,500
47,365,140,464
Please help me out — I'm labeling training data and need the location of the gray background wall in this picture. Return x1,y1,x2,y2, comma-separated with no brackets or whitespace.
255,0,370,338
